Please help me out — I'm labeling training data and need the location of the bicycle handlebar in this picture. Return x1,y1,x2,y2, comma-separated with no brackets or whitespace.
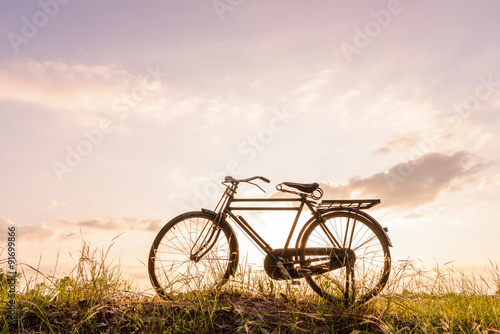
224,175,270,184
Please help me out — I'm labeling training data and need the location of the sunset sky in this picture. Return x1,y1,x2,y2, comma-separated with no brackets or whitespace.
1,1,500,291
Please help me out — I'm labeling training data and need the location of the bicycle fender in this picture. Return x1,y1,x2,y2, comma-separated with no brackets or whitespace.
325,207,392,247
295,215,319,250
296,207,393,248
201,208,217,216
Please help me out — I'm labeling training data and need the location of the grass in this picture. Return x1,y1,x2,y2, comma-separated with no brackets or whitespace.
2,240,500,333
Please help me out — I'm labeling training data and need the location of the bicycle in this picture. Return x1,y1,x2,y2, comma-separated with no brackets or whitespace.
148,175,392,304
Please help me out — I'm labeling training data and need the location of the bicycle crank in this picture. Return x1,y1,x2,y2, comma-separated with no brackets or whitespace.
263,248,356,280
303,247,356,275
263,249,300,280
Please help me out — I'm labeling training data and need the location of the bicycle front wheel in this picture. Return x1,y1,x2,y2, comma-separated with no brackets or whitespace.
300,211,391,304
148,211,239,298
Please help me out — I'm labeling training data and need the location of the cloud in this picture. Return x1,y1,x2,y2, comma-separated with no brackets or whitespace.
79,217,166,232
0,217,57,243
57,217,166,233
319,151,489,209
375,132,419,153
0,59,208,128
78,219,121,230
48,200,68,210
479,172,500,191
0,216,14,227
127,218,166,232
0,217,15,244
0,215,164,247
0,60,132,112
18,223,57,242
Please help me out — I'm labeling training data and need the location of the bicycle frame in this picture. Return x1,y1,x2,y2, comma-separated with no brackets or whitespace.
209,179,381,267
227,196,312,263
148,175,392,304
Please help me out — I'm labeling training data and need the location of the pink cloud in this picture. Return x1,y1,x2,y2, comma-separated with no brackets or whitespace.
320,151,489,209
375,132,419,153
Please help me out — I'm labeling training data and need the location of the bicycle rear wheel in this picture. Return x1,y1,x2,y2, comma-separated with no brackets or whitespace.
148,211,239,298
300,211,390,304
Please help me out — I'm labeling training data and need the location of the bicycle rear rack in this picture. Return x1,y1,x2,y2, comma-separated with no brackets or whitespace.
318,199,380,210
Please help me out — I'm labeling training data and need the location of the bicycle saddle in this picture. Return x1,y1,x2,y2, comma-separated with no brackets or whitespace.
283,182,319,193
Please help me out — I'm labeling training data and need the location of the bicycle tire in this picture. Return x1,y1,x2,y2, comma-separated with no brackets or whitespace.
148,211,239,298
299,211,390,304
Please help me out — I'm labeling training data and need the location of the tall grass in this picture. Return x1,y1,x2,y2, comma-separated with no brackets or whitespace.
2,239,500,333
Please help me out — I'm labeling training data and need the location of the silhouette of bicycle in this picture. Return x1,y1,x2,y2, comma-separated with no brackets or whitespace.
149,176,392,304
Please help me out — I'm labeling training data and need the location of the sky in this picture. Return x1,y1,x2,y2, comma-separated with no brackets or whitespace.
1,0,500,292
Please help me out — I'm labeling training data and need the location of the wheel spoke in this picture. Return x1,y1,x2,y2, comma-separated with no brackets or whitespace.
301,212,390,304
148,213,238,297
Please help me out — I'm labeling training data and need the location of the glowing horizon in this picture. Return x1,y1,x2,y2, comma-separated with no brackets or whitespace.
1,1,500,292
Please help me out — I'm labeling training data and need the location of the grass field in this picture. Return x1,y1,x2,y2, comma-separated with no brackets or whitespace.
2,241,500,333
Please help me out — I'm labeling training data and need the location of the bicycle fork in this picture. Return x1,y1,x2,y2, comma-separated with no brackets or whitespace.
189,216,224,262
